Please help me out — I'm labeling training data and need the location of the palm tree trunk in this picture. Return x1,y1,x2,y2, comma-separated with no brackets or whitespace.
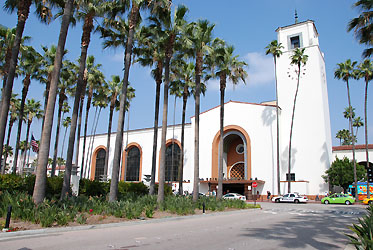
51,94,64,177
157,33,175,204
61,13,94,198
84,107,97,177
217,75,226,199
61,126,68,159
0,0,32,171
109,2,139,202
178,85,188,195
41,79,50,130
170,95,177,182
104,105,114,177
346,81,358,200
87,107,102,177
75,96,84,178
364,80,370,198
12,75,30,174
33,0,73,205
274,57,281,195
193,51,202,202
81,89,93,178
149,62,162,195
3,119,14,174
288,63,301,193
21,121,31,175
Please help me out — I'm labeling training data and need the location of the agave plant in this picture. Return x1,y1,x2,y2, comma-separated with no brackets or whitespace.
346,205,373,249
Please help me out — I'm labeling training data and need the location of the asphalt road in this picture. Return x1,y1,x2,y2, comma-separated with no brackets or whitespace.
0,202,367,250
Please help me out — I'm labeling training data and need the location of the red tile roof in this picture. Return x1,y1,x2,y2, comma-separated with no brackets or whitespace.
333,144,373,151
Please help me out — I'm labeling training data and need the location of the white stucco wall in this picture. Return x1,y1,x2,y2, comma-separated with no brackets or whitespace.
276,20,332,195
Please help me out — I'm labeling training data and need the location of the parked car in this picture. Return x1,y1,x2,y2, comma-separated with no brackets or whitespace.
362,197,373,205
321,193,355,205
222,193,246,201
271,193,308,203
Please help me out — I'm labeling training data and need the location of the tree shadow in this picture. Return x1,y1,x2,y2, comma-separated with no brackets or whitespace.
239,211,356,249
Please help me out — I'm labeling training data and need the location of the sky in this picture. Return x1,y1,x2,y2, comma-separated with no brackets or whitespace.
0,0,372,161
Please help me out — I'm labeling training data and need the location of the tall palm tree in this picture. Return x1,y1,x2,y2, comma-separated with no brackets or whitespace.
51,60,75,176
107,0,152,202
171,60,194,195
336,129,349,146
288,48,308,193
185,19,215,202
2,145,13,173
208,39,247,199
21,98,43,174
348,0,373,58
61,0,109,199
2,93,19,174
134,24,166,195
12,46,43,175
80,57,104,178
356,58,373,198
33,0,74,205
85,85,108,177
18,140,29,174
154,4,188,204
103,75,122,177
265,40,283,195
334,59,358,199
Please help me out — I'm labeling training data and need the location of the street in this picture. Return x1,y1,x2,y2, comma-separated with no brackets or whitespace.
0,202,367,250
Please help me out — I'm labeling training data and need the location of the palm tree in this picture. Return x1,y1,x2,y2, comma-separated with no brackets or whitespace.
288,48,308,193
33,0,74,205
348,0,373,58
353,116,364,139
61,0,109,199
336,129,351,146
265,40,283,195
2,93,19,174
208,39,247,199
355,58,373,198
80,57,104,178
103,75,122,177
334,59,358,199
85,86,108,177
2,145,13,173
12,46,43,175
171,60,194,195
185,19,215,202
18,140,29,174
107,0,153,202
0,26,31,88
134,24,166,195
51,60,75,176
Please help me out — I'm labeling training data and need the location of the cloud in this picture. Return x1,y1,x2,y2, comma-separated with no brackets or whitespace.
110,52,124,62
244,52,275,86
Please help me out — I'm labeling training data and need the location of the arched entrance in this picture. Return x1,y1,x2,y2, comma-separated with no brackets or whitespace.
211,125,251,180
211,125,252,196
121,143,142,181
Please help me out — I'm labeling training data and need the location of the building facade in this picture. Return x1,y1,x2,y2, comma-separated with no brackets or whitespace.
77,20,334,197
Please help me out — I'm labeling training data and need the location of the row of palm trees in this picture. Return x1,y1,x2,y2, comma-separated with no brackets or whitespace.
0,0,250,205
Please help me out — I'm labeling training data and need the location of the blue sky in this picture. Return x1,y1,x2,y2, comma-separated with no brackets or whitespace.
0,0,372,160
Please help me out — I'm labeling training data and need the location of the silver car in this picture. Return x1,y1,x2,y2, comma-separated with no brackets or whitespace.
223,193,246,201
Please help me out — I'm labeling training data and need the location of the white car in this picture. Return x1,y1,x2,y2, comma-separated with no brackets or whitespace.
223,193,246,201
272,193,308,203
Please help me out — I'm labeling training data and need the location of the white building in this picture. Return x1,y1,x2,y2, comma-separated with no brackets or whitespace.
78,20,336,198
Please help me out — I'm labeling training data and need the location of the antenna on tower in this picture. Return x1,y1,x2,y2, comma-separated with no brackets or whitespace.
295,9,299,24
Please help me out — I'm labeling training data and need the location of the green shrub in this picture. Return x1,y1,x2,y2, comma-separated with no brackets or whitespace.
76,213,87,224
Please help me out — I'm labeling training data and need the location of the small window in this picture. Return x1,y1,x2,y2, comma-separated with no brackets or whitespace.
236,144,244,154
290,36,300,49
290,194,295,197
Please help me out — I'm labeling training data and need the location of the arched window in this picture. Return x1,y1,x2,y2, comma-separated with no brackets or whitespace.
94,149,106,181
126,146,140,181
165,143,180,182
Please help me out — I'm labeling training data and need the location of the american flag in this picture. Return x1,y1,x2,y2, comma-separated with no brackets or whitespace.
31,135,39,153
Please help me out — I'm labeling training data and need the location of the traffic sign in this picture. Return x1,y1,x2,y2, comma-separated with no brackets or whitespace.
252,182,257,188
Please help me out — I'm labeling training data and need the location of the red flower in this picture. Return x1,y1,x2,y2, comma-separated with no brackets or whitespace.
89,209,93,213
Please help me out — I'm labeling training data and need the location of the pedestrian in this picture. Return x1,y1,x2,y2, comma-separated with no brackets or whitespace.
267,191,271,200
